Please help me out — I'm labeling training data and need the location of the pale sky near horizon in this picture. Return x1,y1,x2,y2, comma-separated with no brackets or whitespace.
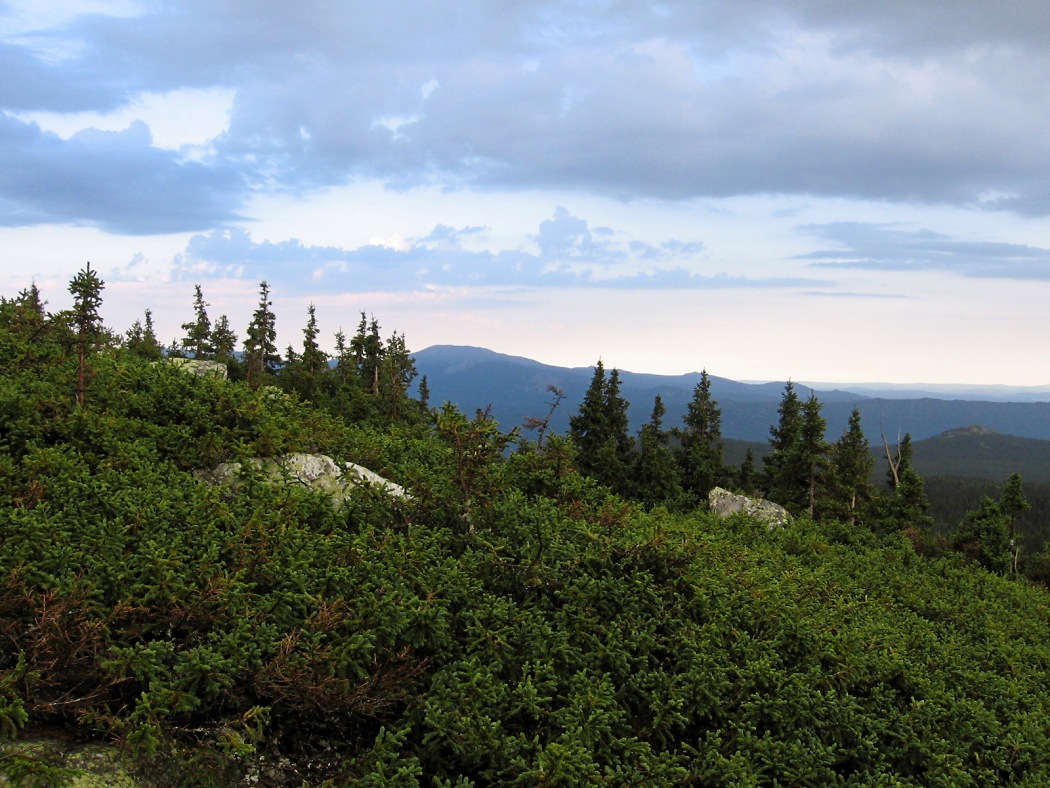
3,1,1050,385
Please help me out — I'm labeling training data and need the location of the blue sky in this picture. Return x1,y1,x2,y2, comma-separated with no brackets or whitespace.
3,1,1049,384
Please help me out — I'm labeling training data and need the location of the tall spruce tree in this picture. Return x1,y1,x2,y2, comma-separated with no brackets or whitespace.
210,315,238,365
799,392,828,518
243,281,279,386
68,263,105,407
633,395,682,509
1000,472,1030,574
280,303,329,401
568,361,634,493
180,284,212,358
825,407,875,525
879,433,933,531
569,361,609,480
763,381,806,511
675,370,725,501
377,331,418,421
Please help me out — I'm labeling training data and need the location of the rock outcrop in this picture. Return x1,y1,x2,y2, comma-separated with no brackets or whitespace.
708,487,791,529
168,358,229,378
196,453,410,505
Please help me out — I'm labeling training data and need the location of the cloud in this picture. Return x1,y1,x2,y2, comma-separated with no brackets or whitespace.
798,222,1050,280
174,208,825,292
2,0,1049,234
0,113,245,233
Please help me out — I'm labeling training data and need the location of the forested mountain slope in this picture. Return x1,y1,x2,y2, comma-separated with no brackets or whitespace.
415,344,1050,442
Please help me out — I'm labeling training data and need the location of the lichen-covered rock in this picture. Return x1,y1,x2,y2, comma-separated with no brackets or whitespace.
196,453,410,505
708,486,791,529
168,358,228,379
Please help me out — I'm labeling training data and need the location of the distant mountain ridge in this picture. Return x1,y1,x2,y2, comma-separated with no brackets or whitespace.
414,345,1050,444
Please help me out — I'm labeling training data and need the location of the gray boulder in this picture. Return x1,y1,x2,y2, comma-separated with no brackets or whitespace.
708,487,791,529
196,453,410,505
169,358,228,379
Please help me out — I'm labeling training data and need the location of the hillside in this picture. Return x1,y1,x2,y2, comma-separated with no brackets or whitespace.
6,280,1050,784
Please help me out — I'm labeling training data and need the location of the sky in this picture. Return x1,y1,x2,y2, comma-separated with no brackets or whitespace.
3,1,1050,385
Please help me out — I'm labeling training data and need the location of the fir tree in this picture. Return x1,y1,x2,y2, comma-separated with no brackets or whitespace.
799,392,828,518
210,315,238,364
180,284,212,358
569,360,609,479
243,281,279,385
879,433,933,531
825,407,874,525
1000,473,1030,574
125,309,163,360
68,262,105,406
736,447,757,493
633,395,682,509
675,370,725,501
763,381,807,512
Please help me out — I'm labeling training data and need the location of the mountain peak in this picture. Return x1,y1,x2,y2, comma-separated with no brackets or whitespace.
937,424,1002,439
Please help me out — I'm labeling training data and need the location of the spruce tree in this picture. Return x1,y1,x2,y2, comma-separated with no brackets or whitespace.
68,262,105,406
676,370,725,501
283,303,329,401
125,309,163,360
736,448,757,493
763,381,806,512
799,392,828,518
1000,473,1029,574
879,433,932,531
825,407,874,525
569,361,609,479
377,331,418,421
633,395,682,509
210,315,238,364
180,284,213,358
604,369,633,468
243,281,279,386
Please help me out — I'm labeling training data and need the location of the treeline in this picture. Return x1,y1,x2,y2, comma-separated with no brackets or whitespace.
5,267,1050,784
19,269,426,429
561,360,1044,580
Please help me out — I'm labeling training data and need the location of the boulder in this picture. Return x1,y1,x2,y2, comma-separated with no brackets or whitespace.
168,358,228,378
708,487,791,529
196,453,410,505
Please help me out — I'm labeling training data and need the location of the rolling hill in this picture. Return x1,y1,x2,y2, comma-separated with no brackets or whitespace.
414,345,1050,444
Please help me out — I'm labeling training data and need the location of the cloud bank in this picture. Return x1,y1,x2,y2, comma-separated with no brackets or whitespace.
3,0,1050,236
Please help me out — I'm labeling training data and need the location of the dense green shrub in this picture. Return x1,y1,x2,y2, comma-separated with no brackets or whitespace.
3,296,1050,784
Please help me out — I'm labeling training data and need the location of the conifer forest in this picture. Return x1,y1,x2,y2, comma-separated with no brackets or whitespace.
4,268,1050,785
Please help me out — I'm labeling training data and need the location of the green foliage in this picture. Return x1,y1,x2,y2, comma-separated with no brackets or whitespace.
4,277,1050,784
878,434,934,533
181,284,213,359
675,370,725,502
633,395,683,509
823,406,876,526
762,384,829,515
242,280,279,386
569,361,634,496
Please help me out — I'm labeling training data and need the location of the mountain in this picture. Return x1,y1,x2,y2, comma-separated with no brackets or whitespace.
413,345,1050,443
910,426,1050,483
799,382,1050,403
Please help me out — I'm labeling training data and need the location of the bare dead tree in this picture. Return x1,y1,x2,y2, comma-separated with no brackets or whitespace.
523,385,566,450
882,426,903,489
